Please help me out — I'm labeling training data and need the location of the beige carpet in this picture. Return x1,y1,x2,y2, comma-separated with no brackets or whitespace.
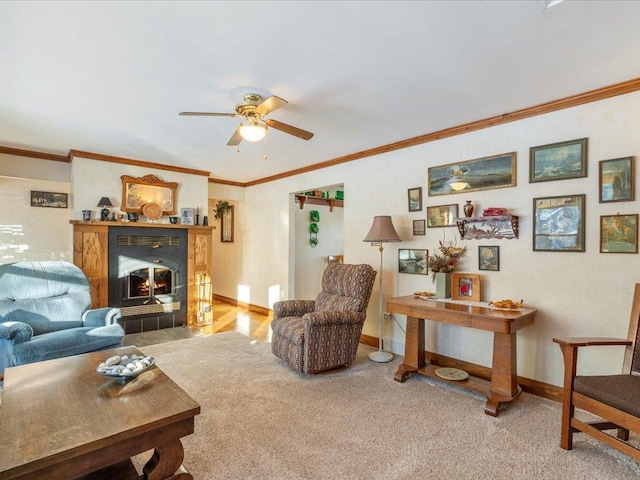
136,332,640,479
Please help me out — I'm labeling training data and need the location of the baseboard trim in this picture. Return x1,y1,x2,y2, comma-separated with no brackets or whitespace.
212,294,272,317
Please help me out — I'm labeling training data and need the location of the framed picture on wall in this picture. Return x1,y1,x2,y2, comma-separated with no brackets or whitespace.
413,219,426,236
533,194,585,252
408,187,422,212
398,249,428,275
478,246,500,271
529,138,588,183
599,156,635,203
30,191,68,208
600,214,638,253
427,204,458,227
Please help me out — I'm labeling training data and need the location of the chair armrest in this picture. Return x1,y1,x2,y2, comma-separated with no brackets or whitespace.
82,307,122,327
0,321,34,344
553,337,631,348
273,300,315,318
302,310,365,327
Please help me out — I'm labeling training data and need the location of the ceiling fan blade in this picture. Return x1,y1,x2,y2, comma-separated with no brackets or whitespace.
265,119,314,140
227,127,243,146
179,112,238,117
255,96,288,116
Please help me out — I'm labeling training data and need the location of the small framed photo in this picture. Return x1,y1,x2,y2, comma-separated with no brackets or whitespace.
600,214,638,253
31,191,68,208
398,249,428,275
413,219,426,236
451,273,481,302
180,207,195,225
478,246,500,271
427,204,458,228
533,194,585,252
529,138,588,183
408,187,422,212
599,156,634,203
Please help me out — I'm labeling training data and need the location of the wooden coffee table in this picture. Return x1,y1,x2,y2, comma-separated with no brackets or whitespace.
0,346,200,480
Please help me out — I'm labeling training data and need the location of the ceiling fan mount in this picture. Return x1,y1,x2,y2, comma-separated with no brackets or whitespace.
179,93,314,147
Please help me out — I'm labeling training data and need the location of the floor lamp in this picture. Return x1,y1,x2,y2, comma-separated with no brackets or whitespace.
363,215,401,363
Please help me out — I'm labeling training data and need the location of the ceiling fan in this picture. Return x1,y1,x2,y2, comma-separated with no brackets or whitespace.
179,93,314,146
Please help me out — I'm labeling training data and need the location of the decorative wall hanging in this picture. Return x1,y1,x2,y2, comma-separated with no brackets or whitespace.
529,138,588,183
599,156,635,203
533,194,585,252
309,210,319,247
413,219,426,236
428,152,516,196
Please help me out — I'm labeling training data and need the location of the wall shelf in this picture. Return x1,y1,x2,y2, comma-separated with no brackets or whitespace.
455,215,519,240
295,195,344,212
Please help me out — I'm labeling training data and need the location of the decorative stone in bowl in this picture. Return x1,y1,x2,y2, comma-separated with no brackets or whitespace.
96,354,155,382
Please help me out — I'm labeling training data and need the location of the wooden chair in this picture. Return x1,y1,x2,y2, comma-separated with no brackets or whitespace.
553,283,640,460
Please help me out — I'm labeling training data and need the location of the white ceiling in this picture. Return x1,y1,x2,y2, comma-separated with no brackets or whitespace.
2,1,640,184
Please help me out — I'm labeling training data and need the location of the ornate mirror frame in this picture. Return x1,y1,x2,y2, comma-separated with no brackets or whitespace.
121,174,178,215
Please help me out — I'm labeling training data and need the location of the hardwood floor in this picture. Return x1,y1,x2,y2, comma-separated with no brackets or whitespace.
123,300,273,347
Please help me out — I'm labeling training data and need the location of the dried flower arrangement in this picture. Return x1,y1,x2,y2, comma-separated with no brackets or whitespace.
427,239,466,280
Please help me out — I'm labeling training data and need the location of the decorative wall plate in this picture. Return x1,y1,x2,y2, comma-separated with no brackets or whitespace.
142,202,163,220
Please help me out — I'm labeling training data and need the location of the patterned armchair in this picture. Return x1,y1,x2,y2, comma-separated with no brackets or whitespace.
271,263,376,374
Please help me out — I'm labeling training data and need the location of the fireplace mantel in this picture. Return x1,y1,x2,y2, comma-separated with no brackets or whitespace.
71,221,214,329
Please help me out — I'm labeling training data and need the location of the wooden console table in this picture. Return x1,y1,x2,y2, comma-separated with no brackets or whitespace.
386,295,536,416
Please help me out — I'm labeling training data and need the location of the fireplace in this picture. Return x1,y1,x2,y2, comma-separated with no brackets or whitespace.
108,226,188,334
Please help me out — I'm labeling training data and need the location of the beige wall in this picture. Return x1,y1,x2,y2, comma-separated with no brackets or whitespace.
212,90,640,388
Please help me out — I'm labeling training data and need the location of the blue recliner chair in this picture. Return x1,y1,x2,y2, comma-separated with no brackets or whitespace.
0,261,124,377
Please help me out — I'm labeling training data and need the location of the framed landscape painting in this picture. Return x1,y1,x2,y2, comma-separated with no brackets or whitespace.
533,194,585,252
398,249,428,275
408,187,422,212
600,214,638,253
599,156,634,203
529,138,588,183
427,152,516,196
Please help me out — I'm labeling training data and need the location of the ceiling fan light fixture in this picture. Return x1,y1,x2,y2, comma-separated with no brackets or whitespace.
239,119,267,142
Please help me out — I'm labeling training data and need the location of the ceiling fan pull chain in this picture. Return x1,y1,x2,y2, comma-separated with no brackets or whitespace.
264,133,268,160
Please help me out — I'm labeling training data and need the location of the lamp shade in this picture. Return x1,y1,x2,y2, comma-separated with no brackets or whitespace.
239,120,267,142
97,197,113,208
363,216,401,243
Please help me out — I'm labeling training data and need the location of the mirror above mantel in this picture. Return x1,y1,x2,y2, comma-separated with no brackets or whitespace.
121,174,178,215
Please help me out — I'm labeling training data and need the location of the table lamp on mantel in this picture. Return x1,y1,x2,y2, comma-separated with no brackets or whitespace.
363,215,402,363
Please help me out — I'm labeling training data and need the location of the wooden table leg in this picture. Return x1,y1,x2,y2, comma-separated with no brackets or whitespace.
143,438,192,480
394,316,426,383
484,331,520,416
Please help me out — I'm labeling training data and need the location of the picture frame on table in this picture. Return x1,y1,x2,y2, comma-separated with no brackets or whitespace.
478,246,500,271
30,191,68,208
600,214,638,254
398,249,428,275
412,219,426,236
180,207,195,225
451,273,481,302
599,156,634,203
533,194,585,252
408,187,422,212
529,138,588,183
427,152,516,196
427,204,458,228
